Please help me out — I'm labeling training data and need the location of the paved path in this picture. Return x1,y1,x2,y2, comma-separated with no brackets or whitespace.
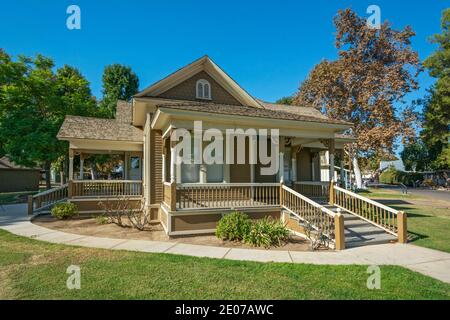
1,204,450,284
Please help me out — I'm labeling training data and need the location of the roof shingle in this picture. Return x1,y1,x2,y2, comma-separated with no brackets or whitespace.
157,101,352,126
57,116,143,142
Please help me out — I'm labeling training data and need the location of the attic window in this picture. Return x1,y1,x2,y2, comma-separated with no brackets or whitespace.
196,79,211,100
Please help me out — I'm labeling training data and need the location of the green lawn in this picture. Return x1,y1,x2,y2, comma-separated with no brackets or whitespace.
0,229,449,299
363,188,450,253
0,191,38,205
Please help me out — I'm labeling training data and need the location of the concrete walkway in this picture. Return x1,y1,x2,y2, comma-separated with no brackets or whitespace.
1,204,450,284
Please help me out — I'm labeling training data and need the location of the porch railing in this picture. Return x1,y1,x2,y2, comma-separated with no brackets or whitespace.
28,184,68,215
293,181,330,199
331,185,406,241
281,185,339,245
175,183,280,210
70,180,143,198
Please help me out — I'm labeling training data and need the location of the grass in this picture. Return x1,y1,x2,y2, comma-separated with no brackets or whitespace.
0,191,38,205
0,229,449,299
362,188,450,253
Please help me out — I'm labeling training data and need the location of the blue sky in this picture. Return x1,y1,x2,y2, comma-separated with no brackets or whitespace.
0,0,446,104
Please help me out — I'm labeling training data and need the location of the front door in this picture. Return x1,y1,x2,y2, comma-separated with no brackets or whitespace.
129,156,142,180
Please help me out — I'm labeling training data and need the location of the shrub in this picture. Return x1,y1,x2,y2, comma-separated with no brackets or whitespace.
51,202,78,220
380,167,424,186
380,167,399,184
243,217,289,248
216,211,251,241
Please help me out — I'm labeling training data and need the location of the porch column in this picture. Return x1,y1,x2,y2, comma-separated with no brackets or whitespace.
124,151,129,180
279,152,284,183
79,153,84,180
329,139,335,182
161,154,166,182
68,148,74,181
200,165,207,183
339,149,345,187
278,137,285,183
170,145,176,183
291,148,297,182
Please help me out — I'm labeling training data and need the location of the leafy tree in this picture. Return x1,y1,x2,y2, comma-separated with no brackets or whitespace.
401,140,430,171
99,64,139,118
421,9,450,169
295,9,421,188
275,96,294,105
0,51,96,188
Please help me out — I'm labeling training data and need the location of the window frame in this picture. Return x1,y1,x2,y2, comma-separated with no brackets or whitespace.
196,79,212,100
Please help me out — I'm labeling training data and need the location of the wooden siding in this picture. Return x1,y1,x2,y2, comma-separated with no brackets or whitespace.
150,129,163,204
156,70,242,106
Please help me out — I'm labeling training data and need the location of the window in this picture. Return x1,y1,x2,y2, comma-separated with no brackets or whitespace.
130,157,140,169
196,79,211,100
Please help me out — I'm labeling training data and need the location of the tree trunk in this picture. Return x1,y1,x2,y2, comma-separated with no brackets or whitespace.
44,161,52,190
352,155,363,189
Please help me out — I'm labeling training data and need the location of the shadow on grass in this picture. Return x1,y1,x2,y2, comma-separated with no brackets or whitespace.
407,230,427,242
374,199,413,206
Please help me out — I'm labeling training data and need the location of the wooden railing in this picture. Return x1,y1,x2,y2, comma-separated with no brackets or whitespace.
176,183,280,210
28,184,68,215
281,185,341,247
70,180,143,198
293,181,330,199
331,185,407,242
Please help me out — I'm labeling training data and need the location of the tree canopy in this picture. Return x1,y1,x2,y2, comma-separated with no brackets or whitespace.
421,8,450,170
99,64,139,118
0,50,97,187
294,9,421,187
295,8,421,157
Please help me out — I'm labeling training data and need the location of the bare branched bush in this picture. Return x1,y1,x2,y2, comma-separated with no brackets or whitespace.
98,197,150,231
303,221,332,251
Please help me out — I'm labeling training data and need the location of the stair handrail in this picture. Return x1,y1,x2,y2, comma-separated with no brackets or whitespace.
333,185,399,214
282,185,335,217
28,184,68,215
331,185,407,243
281,185,346,249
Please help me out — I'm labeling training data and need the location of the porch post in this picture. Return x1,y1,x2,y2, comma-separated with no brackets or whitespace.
68,148,74,181
200,164,207,183
79,153,84,180
291,149,297,182
339,149,345,188
279,152,284,183
161,154,166,182
170,144,176,183
124,151,129,180
329,139,335,182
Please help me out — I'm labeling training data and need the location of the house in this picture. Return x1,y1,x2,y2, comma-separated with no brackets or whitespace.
380,159,405,172
30,56,407,249
0,156,41,193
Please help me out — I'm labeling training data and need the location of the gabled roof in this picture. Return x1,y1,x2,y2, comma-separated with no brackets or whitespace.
157,101,352,126
57,115,143,142
256,99,329,120
135,55,262,108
